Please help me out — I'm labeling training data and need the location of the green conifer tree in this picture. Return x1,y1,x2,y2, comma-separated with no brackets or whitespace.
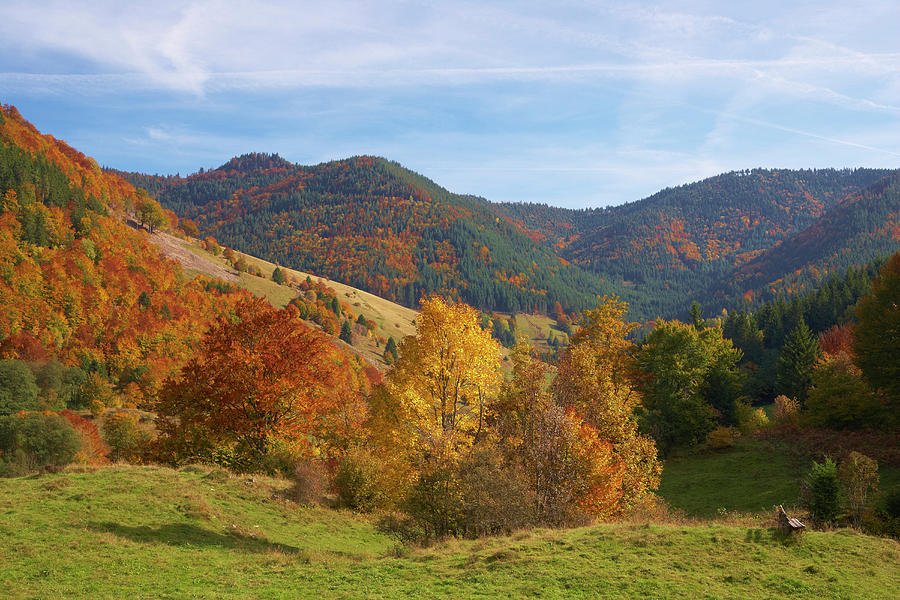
775,319,821,404
339,320,353,345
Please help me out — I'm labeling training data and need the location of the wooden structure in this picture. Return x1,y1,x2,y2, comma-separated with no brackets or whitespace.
776,505,805,534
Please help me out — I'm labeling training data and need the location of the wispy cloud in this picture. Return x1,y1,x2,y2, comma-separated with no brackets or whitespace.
2,0,899,206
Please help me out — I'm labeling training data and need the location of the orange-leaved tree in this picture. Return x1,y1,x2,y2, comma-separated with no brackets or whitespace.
155,297,339,471
553,296,661,514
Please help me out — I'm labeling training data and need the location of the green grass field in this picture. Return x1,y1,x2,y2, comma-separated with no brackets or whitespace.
658,437,805,516
658,434,900,518
1,464,897,599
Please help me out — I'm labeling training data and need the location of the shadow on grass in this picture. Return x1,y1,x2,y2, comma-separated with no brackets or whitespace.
89,521,299,554
745,527,804,546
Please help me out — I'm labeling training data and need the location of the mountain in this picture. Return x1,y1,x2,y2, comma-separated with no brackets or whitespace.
726,172,900,301
113,155,624,317
0,104,255,406
0,106,378,411
120,155,900,320
497,168,898,315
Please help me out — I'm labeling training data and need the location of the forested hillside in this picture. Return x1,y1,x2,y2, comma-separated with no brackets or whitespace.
726,172,900,301
121,159,900,320
113,156,620,316
498,168,898,316
0,105,374,415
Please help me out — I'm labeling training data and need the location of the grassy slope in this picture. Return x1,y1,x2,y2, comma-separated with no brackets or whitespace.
659,435,900,518
154,230,569,368
658,437,805,516
1,465,897,599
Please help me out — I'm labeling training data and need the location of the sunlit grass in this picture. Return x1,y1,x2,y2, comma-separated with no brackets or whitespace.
1,464,897,599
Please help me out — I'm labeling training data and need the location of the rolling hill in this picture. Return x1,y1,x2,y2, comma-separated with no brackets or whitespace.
0,104,375,407
113,155,622,318
119,158,900,321
497,168,900,315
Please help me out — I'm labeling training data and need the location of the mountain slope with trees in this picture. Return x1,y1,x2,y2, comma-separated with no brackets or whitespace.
498,168,898,316
114,156,622,317
120,159,900,321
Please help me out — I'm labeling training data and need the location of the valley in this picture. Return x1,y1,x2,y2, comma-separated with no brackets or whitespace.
1,102,898,600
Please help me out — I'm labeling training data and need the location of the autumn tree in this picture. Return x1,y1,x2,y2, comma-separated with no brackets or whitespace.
384,296,502,464
496,339,553,449
838,451,879,528
805,353,881,429
156,298,339,472
134,189,165,233
553,296,661,511
102,412,149,462
854,251,900,416
272,266,286,285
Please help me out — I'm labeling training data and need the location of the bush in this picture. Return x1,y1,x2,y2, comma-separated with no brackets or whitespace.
101,412,149,462
805,354,882,429
405,468,464,538
735,400,769,434
805,457,841,526
334,447,385,512
0,359,40,415
707,426,737,449
61,410,109,465
772,395,800,428
289,459,328,505
863,488,900,538
0,412,82,476
456,447,536,537
376,513,427,545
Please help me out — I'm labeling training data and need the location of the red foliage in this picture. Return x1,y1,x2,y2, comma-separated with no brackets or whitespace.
156,298,344,464
818,323,855,357
60,410,110,464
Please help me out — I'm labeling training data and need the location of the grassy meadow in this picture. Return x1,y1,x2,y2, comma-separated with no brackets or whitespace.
1,464,897,599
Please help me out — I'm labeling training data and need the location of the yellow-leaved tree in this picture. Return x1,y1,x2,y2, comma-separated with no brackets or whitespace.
385,296,502,468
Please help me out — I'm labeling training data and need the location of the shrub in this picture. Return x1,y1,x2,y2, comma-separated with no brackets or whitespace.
805,353,881,429
405,468,464,538
772,395,800,428
101,412,149,462
863,488,900,538
707,426,737,449
805,457,841,526
456,447,536,537
334,447,385,512
735,400,769,434
0,359,39,415
61,410,109,465
289,459,328,505
376,513,427,545
0,412,82,476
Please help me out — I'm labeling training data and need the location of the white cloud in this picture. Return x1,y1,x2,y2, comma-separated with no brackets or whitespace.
2,0,899,206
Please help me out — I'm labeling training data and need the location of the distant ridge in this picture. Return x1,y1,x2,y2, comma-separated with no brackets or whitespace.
115,155,900,320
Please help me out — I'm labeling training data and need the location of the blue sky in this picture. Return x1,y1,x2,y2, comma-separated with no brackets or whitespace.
2,1,899,208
